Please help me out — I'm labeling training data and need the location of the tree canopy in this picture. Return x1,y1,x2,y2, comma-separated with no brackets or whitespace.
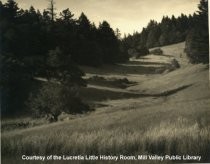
1,0,126,116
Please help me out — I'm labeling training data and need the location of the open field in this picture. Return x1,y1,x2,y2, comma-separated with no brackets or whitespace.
1,42,210,164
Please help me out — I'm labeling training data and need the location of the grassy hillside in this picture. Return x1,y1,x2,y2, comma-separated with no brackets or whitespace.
2,42,210,164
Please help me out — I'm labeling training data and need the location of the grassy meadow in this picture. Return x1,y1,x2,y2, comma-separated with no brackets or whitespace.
1,42,210,163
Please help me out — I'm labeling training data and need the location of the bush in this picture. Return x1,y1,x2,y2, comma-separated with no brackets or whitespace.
171,59,180,69
150,48,163,55
128,48,138,57
27,82,92,122
136,46,149,58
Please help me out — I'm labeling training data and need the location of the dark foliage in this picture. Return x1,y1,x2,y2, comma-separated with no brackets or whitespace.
122,0,208,64
136,46,149,58
28,82,91,122
122,13,195,52
150,48,163,55
98,21,121,63
45,47,87,86
171,59,180,69
1,0,126,116
185,0,209,64
26,48,90,121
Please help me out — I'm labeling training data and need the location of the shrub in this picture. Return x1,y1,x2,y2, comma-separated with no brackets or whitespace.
171,59,180,69
136,46,149,58
27,82,92,122
150,48,163,55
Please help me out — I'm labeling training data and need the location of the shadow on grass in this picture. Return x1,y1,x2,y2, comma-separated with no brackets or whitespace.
87,76,137,89
154,84,193,97
80,87,141,102
113,64,166,75
152,54,173,57
81,63,168,76
125,60,170,66
80,84,193,102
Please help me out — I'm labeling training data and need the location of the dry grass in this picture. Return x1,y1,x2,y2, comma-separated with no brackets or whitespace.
2,102,210,162
2,42,210,164
1,117,49,132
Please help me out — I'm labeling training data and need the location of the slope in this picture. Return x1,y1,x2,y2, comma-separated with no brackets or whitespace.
2,42,210,164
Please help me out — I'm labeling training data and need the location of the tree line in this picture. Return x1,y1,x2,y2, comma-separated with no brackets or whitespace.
124,14,192,49
123,0,209,63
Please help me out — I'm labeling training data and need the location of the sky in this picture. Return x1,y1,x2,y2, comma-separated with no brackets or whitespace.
2,0,200,34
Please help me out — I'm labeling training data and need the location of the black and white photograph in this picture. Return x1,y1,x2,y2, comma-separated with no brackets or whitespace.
0,0,209,163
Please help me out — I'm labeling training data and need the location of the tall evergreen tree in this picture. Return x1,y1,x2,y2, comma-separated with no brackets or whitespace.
78,12,91,37
1,0,33,115
59,8,75,24
146,20,161,48
98,21,120,63
185,0,209,63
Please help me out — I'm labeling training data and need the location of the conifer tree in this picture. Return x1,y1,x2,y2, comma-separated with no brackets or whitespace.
185,0,209,63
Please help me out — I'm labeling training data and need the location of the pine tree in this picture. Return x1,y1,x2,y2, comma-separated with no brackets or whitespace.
185,0,209,63
59,8,75,24
78,12,91,36
98,21,120,63
146,20,161,48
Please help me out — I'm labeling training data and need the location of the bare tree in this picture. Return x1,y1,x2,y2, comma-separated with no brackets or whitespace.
47,0,56,22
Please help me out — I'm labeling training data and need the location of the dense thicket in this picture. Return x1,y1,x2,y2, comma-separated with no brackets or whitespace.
0,0,127,116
